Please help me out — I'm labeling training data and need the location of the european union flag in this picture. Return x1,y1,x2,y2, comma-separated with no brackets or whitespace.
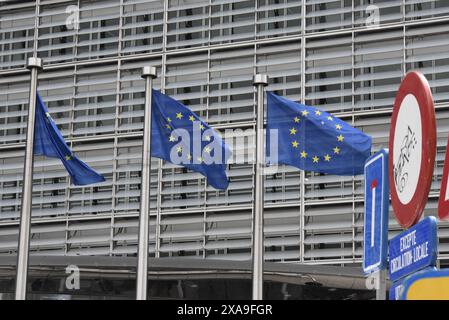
266,92,372,175
34,93,106,186
151,90,231,190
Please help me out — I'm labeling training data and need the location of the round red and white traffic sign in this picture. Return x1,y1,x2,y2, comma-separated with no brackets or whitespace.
388,71,436,229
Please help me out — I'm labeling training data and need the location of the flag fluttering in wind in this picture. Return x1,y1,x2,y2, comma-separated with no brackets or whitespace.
34,93,105,185
266,91,372,175
151,90,231,190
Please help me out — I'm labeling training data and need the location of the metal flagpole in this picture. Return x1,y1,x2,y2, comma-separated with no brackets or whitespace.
252,74,268,300
136,66,157,300
15,57,43,300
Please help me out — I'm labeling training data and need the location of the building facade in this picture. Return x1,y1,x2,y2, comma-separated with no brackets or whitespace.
1,0,449,268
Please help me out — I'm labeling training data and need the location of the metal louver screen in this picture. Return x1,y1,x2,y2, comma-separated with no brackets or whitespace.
1,0,449,265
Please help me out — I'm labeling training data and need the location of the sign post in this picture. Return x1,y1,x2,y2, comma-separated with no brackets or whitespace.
363,149,389,300
375,270,387,301
386,71,440,300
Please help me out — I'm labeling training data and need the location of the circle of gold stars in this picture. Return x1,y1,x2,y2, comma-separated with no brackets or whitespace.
289,108,344,165
164,111,217,164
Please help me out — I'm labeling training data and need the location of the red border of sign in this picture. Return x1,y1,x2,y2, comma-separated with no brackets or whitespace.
388,71,436,229
439,136,449,220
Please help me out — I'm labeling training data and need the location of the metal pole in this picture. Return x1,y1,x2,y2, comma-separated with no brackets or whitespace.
155,159,163,259
376,269,387,300
136,66,157,300
15,57,43,300
252,74,268,300
300,170,305,263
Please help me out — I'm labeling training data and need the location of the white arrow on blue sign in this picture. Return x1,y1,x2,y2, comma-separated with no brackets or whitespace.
363,149,389,274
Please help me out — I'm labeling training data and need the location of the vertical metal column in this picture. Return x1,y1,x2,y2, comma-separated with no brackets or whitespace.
136,66,157,300
155,159,163,259
252,74,268,300
376,269,387,300
300,171,305,263
15,57,43,300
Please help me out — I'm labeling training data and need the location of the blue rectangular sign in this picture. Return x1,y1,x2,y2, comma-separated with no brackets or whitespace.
389,267,437,300
389,280,405,301
363,149,389,274
389,216,438,282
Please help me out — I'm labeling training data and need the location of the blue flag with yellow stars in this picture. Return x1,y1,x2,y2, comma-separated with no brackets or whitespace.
266,92,372,175
34,93,106,186
151,90,231,190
